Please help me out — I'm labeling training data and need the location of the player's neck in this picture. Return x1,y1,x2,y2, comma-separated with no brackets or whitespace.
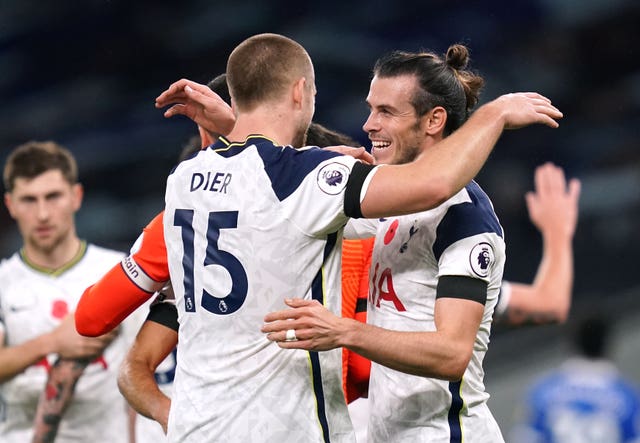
23,234,83,271
227,107,297,147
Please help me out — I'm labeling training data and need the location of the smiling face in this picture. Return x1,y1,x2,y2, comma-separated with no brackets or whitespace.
362,74,429,166
4,169,81,255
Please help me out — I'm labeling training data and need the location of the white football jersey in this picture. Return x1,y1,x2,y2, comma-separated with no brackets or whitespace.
366,182,506,443
0,243,144,443
163,136,375,442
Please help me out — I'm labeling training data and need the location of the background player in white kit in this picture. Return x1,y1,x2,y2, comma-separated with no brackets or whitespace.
0,141,141,442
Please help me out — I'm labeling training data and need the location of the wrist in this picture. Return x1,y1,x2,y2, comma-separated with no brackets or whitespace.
476,99,508,129
40,331,59,356
340,318,365,350
541,231,573,246
151,395,171,425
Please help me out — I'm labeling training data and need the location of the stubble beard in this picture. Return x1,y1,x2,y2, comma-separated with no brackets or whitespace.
28,227,70,257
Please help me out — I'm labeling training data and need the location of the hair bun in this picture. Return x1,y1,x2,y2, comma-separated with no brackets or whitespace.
445,44,470,70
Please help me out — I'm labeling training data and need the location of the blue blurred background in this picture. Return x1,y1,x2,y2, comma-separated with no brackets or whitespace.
1,0,639,435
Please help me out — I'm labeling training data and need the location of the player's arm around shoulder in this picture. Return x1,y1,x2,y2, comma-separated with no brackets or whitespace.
359,93,563,219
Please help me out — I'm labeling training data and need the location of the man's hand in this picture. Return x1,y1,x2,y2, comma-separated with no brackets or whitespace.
487,92,563,129
155,78,236,136
323,145,374,164
52,314,117,360
526,162,581,239
262,298,347,351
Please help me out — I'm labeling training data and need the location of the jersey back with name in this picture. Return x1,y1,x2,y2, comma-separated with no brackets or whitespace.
163,136,361,442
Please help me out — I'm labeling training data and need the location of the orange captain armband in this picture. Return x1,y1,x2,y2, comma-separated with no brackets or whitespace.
75,211,170,337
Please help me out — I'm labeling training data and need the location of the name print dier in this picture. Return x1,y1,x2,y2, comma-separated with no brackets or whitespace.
190,171,233,193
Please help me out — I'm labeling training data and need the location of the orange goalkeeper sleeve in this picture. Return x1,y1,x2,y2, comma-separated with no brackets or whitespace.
75,211,170,336
342,237,373,403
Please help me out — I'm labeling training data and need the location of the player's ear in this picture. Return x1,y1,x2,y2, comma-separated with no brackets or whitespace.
4,192,15,218
198,126,217,147
292,77,306,109
71,183,83,211
424,106,447,136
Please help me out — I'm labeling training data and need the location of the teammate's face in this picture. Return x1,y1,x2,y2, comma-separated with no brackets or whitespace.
362,74,427,165
4,170,82,254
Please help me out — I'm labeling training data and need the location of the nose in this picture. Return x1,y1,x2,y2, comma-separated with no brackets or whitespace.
36,200,49,221
362,112,378,134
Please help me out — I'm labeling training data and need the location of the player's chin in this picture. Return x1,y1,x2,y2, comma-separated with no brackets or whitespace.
31,237,59,253
372,147,393,165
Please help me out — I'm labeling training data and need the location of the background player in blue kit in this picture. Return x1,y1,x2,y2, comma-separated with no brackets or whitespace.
514,313,640,443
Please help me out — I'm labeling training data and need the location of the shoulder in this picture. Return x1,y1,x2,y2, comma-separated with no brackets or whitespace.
433,182,503,259
263,146,357,201
85,243,126,262
444,182,500,224
0,253,22,276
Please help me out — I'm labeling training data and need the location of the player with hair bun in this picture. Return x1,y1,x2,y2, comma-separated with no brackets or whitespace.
264,44,508,442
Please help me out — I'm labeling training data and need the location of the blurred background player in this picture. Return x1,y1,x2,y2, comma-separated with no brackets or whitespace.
0,141,140,443
495,162,580,326
512,312,640,443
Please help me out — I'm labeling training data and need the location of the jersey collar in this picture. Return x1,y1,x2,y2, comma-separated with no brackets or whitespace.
20,240,88,276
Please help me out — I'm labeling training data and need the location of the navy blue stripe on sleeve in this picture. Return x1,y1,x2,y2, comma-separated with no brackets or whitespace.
433,182,502,261
257,143,343,201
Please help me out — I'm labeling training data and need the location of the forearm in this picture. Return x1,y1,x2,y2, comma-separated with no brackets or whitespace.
75,267,153,337
0,334,56,383
118,359,171,428
362,103,505,217
341,319,469,380
530,234,573,319
32,358,89,443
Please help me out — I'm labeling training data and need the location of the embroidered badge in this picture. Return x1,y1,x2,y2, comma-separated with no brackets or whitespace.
469,242,494,278
317,162,350,195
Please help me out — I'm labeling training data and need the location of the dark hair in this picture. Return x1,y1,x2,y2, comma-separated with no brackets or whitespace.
306,122,359,148
227,33,313,112
175,73,229,164
178,135,202,162
574,315,610,359
3,141,78,192
373,44,484,135
207,73,231,105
